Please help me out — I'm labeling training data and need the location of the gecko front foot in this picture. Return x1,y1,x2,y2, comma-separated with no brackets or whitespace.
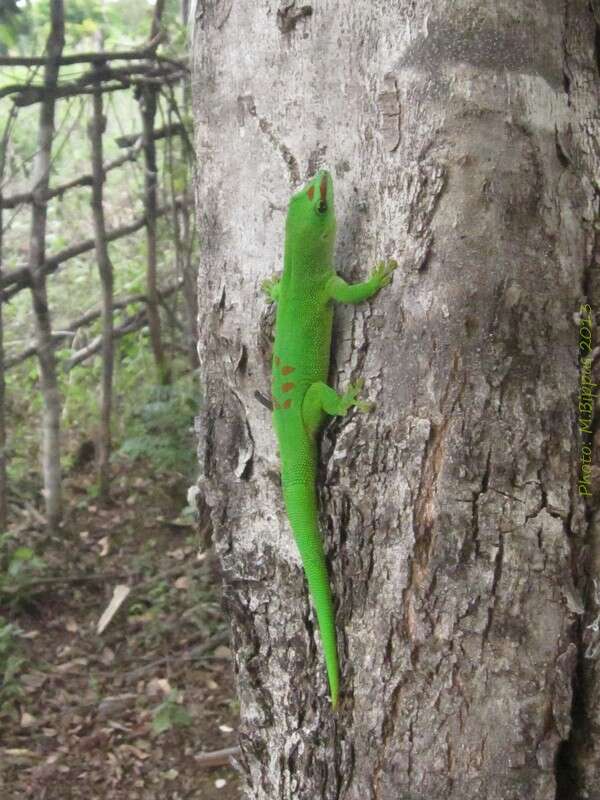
341,377,375,414
370,259,398,291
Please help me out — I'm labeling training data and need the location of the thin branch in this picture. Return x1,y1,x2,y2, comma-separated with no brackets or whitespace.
28,0,66,530
114,123,183,149
2,198,188,296
5,279,184,367
88,66,115,501
64,310,148,370
194,747,241,769
0,33,165,68
1,138,143,209
9,68,184,106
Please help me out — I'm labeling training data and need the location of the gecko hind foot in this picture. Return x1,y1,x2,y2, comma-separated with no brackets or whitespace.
342,378,375,414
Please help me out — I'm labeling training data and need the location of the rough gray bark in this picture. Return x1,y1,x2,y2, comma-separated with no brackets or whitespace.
88,66,114,502
557,3,600,795
191,2,600,799
0,199,6,532
28,0,65,530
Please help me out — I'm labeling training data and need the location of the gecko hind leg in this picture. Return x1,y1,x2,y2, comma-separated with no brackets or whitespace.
302,379,374,436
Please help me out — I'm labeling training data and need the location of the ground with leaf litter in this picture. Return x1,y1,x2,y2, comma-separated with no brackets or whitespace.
0,461,241,800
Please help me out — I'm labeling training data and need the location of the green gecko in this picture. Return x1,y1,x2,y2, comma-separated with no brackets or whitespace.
261,169,397,709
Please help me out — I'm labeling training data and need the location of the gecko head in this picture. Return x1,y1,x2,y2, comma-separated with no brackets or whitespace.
286,169,336,247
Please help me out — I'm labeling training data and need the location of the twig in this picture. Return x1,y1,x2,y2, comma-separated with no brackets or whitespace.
1,138,144,209
2,198,188,295
114,123,183,149
194,746,240,769
0,33,165,68
1,571,131,594
64,310,147,370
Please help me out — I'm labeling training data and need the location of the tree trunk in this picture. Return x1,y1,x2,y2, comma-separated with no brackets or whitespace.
88,67,114,502
190,2,600,798
29,0,65,531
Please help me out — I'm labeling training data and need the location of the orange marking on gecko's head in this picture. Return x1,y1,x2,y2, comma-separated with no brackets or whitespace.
281,365,295,375
281,382,295,393
283,399,292,409
307,186,315,201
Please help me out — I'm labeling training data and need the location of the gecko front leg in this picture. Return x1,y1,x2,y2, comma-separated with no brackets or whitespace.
325,259,398,304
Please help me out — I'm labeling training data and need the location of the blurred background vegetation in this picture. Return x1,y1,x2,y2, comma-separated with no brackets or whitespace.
1,0,199,503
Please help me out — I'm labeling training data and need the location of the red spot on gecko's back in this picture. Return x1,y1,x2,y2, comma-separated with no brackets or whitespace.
281,365,295,375
307,186,315,200
282,382,295,393
283,399,292,409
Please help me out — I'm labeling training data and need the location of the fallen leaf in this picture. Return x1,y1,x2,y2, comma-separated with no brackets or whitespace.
21,712,36,728
213,645,232,660
174,576,189,590
97,585,130,634
97,693,137,720
21,671,48,691
215,778,227,788
98,536,110,557
219,724,234,733
119,743,150,760
65,619,78,633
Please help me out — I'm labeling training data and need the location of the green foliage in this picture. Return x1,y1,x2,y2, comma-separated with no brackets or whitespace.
1,0,185,56
0,531,47,601
119,376,198,477
1,0,199,507
0,617,25,718
151,689,192,735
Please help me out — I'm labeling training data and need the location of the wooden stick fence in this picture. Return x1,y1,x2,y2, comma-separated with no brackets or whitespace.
0,0,196,529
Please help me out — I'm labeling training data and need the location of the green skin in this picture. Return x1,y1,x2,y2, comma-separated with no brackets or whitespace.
262,170,397,709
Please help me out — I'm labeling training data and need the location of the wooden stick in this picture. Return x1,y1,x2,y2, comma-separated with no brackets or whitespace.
114,123,183,149
1,139,143,209
2,198,188,295
0,33,165,68
88,66,115,501
9,70,184,107
64,310,147,370
140,85,170,384
5,279,183,368
194,747,240,769
28,0,65,531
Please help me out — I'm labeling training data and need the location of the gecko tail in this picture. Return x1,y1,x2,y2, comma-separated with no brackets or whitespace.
283,481,340,709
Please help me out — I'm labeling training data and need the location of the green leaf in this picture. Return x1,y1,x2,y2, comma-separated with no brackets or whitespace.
11,547,34,562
